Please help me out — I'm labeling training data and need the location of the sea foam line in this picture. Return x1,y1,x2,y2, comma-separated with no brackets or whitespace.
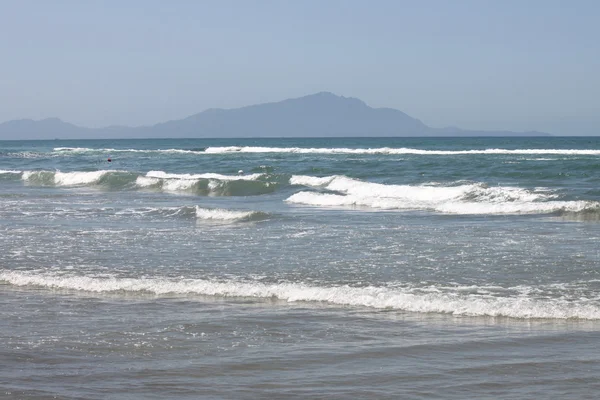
204,146,600,156
53,146,600,156
54,147,205,154
1,271,599,319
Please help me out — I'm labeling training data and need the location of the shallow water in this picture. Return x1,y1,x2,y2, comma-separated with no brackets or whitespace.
1,137,600,399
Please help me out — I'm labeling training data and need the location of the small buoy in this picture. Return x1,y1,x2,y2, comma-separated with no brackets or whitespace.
107,158,112,162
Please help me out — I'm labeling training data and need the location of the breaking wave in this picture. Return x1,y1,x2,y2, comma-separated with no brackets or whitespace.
10,204,268,222
203,146,600,156
14,169,277,196
54,147,206,155
1,271,599,320
117,206,268,222
287,175,600,215
195,206,269,222
52,146,600,156
136,170,276,196
22,170,137,188
0,170,22,181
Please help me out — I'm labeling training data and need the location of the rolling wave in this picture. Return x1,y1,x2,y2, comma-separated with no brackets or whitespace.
116,205,268,222
54,147,205,154
8,204,267,222
52,146,600,156
22,170,137,188
145,170,263,181
287,175,600,215
0,170,22,181
136,171,276,196
14,169,277,196
204,146,600,156
195,206,269,222
1,271,598,319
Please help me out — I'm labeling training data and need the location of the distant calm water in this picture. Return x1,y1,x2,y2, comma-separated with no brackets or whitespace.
1,137,600,399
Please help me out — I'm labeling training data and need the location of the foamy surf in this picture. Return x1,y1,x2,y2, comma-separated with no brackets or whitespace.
115,206,268,221
145,170,263,181
2,271,599,320
15,169,274,196
52,146,600,156
54,147,206,154
287,175,600,215
136,170,273,196
22,170,129,187
204,146,600,156
195,206,269,222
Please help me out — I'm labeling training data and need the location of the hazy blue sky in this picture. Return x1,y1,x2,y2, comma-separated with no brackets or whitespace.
1,0,598,134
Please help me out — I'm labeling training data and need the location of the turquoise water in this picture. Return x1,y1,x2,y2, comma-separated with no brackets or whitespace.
1,137,600,399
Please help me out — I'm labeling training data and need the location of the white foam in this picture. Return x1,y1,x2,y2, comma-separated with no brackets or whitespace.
436,200,595,215
2,271,598,319
53,170,113,186
52,146,600,156
291,175,481,202
20,170,119,186
286,175,596,215
195,206,262,221
145,170,263,181
135,176,161,188
135,171,265,193
204,146,600,156
110,205,265,221
0,170,22,174
54,147,110,152
21,171,41,181
54,147,205,154
51,145,600,157
287,191,597,215
162,177,197,191
115,206,194,217
287,191,414,209
290,175,337,187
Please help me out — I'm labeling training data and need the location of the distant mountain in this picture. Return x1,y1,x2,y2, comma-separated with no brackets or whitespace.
0,118,90,140
0,92,551,139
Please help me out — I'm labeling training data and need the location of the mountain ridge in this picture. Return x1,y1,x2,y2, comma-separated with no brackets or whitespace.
0,92,551,139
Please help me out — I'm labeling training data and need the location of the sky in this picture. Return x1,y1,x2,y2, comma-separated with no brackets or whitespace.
1,0,599,135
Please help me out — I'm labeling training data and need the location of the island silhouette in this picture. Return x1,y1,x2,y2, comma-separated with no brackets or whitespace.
0,92,549,140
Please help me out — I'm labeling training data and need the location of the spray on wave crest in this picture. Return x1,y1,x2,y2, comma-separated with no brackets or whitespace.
54,147,206,154
287,175,600,215
195,206,269,222
21,170,138,188
136,170,276,196
15,169,278,196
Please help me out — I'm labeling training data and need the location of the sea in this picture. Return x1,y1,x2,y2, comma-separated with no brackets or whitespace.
1,136,600,399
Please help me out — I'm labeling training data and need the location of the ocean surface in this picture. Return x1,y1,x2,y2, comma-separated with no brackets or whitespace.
1,136,600,399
